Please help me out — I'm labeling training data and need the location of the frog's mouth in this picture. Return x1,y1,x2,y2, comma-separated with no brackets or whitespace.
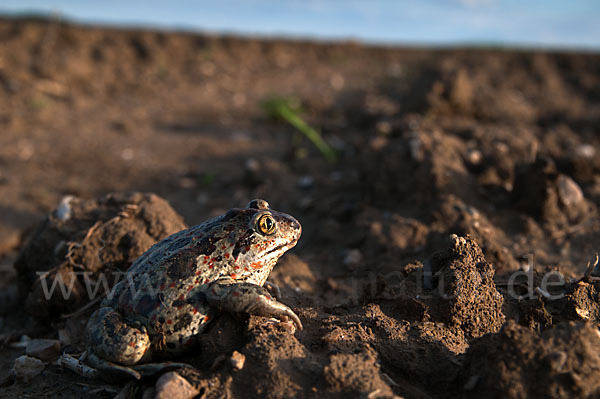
265,237,300,256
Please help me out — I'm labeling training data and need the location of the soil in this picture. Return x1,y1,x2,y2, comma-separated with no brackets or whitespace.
0,16,599,399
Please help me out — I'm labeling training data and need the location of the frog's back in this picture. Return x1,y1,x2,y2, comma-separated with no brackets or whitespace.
104,221,216,308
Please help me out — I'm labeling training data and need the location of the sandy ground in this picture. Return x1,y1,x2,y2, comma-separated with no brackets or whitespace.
0,17,600,398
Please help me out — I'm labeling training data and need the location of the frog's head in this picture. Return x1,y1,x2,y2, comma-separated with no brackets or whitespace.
222,199,301,284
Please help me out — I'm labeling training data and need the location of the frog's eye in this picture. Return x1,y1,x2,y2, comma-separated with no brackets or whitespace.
257,214,276,235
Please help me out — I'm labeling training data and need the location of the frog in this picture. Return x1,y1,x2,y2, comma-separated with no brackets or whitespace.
84,199,302,379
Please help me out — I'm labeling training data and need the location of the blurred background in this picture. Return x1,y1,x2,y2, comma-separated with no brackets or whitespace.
1,0,600,48
0,2,600,398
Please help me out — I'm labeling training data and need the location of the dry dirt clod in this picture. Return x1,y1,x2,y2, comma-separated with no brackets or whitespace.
155,371,199,399
25,338,61,361
431,234,505,339
15,192,187,321
12,355,44,382
458,321,600,399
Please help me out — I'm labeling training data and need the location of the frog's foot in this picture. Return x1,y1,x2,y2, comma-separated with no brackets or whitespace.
207,279,303,331
85,307,152,379
86,351,142,380
264,281,282,300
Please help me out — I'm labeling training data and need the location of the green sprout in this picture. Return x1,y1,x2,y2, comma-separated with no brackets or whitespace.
262,97,337,163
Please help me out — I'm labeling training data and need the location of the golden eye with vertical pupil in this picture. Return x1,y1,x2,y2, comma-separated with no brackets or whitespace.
257,214,276,235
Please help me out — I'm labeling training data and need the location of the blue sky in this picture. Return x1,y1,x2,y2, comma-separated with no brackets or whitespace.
1,0,599,49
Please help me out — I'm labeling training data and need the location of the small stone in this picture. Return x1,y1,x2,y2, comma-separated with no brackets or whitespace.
557,174,584,207
466,148,482,165
155,372,199,399
245,158,260,173
54,195,75,221
12,355,44,382
575,144,595,159
230,350,245,371
343,249,363,267
26,339,61,361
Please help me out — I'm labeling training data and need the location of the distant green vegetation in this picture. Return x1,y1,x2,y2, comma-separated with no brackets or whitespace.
262,97,337,163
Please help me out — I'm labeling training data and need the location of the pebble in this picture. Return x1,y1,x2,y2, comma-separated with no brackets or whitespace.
575,144,595,159
466,148,482,166
155,372,199,399
230,350,246,371
54,195,75,221
557,174,584,207
26,339,61,361
12,355,44,382
343,249,363,267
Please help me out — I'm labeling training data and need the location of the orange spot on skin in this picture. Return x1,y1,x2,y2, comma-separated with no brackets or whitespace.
204,316,210,322
230,273,238,279
128,342,136,348
251,261,263,269
234,266,240,270
208,264,214,269
244,267,249,272
203,279,210,284
187,286,193,291
224,253,230,259
167,319,173,325
192,308,198,314
195,270,201,276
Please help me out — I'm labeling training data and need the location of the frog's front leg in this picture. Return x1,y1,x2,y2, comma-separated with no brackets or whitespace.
85,307,151,379
207,279,303,330
264,281,282,300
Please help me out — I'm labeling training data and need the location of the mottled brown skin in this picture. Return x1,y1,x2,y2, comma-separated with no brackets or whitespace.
85,199,302,379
